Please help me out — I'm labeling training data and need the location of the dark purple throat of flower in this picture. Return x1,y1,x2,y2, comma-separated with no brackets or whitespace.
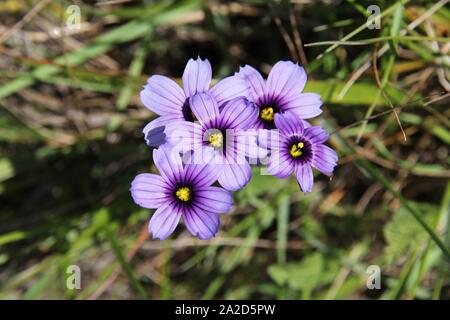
182,99,197,122
288,138,311,162
258,103,280,129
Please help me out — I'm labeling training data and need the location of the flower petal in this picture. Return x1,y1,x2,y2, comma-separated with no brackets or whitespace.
295,164,314,193
235,65,266,102
183,163,220,187
140,75,185,115
183,205,220,240
189,145,219,165
195,186,233,214
235,129,268,160
274,112,304,136
267,150,295,178
130,173,169,208
219,98,258,130
257,128,281,150
143,114,183,147
209,76,249,107
312,144,338,176
153,144,183,183
164,120,203,153
182,57,212,97
280,93,323,119
218,162,252,191
189,92,220,125
266,61,307,98
305,125,329,144
149,201,182,240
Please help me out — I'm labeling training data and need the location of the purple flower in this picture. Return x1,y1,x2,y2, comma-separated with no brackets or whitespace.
236,61,322,129
140,57,249,146
165,93,265,191
259,112,338,193
130,145,233,240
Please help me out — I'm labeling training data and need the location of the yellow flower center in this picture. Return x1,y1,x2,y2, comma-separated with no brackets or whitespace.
208,131,223,148
290,142,304,158
175,187,191,202
260,107,275,121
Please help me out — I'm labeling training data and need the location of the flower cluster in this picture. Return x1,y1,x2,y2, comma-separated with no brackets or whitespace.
131,57,338,240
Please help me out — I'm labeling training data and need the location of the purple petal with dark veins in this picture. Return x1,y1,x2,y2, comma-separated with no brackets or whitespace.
305,125,329,144
280,92,322,119
195,186,233,214
274,112,304,136
295,164,314,193
209,76,250,107
182,57,212,97
257,128,281,150
130,173,170,209
266,61,307,99
219,98,258,130
140,75,185,115
267,150,295,178
164,120,203,153
149,201,182,240
189,92,220,125
235,65,266,102
153,144,183,183
142,114,183,147
183,163,220,187
312,144,338,176
183,205,220,240
218,162,252,191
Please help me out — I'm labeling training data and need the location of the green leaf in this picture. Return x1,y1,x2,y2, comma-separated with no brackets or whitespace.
304,80,417,107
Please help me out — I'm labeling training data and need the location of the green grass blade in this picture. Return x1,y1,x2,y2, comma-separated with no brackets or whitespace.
105,227,148,299
277,194,290,264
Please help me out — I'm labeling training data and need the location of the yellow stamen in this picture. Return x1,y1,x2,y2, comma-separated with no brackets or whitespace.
289,142,304,158
175,187,191,202
208,131,223,148
260,107,275,121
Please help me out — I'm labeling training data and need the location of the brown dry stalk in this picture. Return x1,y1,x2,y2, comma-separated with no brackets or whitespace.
0,0,52,44
289,11,308,66
274,16,299,62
